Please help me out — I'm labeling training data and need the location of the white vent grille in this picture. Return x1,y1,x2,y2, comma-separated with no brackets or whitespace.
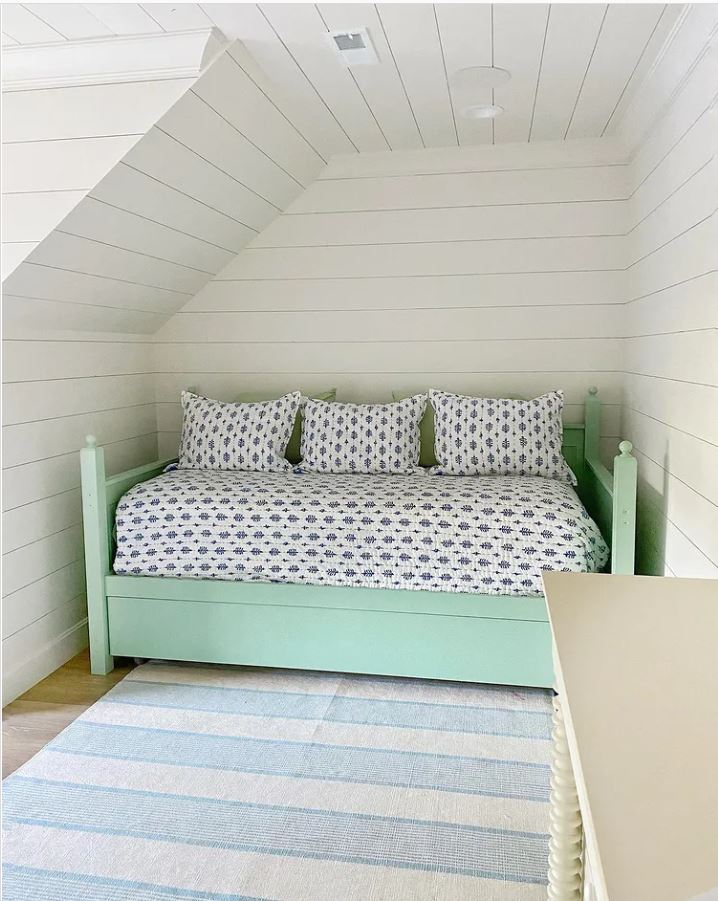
326,28,378,66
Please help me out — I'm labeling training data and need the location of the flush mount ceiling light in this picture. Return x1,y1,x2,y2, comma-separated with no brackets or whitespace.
452,66,511,89
461,103,504,120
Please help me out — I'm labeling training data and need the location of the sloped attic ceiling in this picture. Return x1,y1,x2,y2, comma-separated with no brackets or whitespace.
2,36,327,335
1,29,227,279
4,3,679,149
2,3,680,336
1,78,188,280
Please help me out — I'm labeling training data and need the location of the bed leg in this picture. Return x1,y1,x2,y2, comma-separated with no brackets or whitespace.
81,435,114,675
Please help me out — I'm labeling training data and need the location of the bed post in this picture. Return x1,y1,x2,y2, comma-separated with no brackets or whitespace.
584,386,601,463
611,440,637,575
80,435,114,675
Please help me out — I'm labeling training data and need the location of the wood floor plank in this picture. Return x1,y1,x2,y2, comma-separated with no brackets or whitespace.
20,660,133,705
2,700,88,778
2,651,135,778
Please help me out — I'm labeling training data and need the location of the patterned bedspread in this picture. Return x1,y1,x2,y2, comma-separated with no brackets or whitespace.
114,470,609,596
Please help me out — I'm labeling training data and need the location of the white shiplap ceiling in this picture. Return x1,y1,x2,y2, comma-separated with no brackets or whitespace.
2,3,681,150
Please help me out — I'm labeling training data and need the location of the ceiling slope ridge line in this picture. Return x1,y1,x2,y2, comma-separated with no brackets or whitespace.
247,234,627,248
632,36,718,163
608,3,692,138
315,145,633,181
281,200,627,214
599,5,669,137
1,28,228,92
316,162,631,181
148,368,622,375
306,87,708,201
621,10,718,158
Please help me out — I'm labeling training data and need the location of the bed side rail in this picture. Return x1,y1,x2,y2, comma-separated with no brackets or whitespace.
80,435,177,673
105,456,178,508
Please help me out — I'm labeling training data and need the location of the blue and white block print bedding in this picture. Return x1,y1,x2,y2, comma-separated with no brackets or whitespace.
114,471,608,596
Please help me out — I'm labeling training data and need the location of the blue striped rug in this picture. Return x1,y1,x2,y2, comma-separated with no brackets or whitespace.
3,663,553,900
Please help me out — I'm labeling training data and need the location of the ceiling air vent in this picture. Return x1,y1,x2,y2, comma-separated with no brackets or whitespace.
326,28,379,66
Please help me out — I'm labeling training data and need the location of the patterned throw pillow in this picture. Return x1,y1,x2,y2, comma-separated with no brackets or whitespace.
299,395,427,474
430,389,576,484
235,388,337,463
179,391,301,471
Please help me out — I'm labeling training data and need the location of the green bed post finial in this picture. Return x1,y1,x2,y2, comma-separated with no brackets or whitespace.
584,387,600,463
611,439,637,575
85,434,97,448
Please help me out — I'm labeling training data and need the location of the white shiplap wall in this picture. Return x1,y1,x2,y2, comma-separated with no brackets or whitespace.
1,77,195,280
2,331,157,701
1,39,325,701
619,5,718,578
1,74,191,701
3,41,325,337
153,139,628,460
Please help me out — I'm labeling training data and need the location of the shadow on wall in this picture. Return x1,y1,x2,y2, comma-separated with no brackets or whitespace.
635,450,670,576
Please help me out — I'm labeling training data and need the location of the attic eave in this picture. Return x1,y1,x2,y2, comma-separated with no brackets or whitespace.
1,28,227,92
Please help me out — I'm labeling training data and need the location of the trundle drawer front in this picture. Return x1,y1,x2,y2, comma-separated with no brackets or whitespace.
107,595,553,687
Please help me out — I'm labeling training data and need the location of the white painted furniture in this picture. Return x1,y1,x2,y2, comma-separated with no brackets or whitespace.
543,572,718,901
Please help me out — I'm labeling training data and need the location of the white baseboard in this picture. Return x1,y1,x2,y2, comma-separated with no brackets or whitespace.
2,619,89,706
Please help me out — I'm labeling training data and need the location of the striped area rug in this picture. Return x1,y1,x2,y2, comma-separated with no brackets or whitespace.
3,663,553,900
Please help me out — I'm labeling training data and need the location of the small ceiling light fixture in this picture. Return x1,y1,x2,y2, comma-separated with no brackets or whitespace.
453,66,511,89
461,103,504,120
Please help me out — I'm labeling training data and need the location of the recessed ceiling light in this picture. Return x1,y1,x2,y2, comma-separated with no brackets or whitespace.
453,66,511,89
461,104,504,120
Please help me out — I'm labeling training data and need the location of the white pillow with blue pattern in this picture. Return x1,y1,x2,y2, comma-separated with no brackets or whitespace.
298,395,427,474
179,390,301,471
429,389,576,484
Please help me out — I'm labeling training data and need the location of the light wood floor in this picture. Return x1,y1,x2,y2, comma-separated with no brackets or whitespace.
2,650,135,778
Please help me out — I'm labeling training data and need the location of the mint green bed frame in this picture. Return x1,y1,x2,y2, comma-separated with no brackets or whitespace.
80,388,637,688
